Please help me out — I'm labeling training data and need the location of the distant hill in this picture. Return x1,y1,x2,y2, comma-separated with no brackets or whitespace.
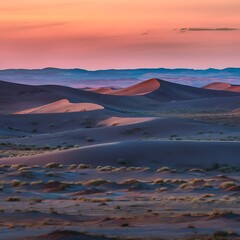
0,67,239,88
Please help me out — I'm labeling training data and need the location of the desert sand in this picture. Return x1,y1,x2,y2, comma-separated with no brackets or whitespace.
16,99,104,114
0,78,240,240
203,82,240,92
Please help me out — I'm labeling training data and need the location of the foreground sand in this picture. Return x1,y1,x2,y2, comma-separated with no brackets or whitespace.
1,164,240,240
0,78,240,239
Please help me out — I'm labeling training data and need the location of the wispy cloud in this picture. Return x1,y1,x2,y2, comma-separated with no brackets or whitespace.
1,22,67,33
178,28,240,33
141,30,150,36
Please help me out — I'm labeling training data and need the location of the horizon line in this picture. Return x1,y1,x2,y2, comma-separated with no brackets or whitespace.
1,66,240,71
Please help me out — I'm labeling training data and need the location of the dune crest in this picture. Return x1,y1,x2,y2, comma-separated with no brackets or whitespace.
16,99,104,114
203,82,240,92
105,78,160,96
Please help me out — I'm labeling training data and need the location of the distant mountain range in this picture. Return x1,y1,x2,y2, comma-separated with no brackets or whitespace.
0,67,239,88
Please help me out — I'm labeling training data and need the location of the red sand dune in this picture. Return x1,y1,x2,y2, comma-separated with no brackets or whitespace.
203,82,240,92
227,86,240,92
16,99,104,114
0,79,240,114
88,78,240,101
107,78,160,96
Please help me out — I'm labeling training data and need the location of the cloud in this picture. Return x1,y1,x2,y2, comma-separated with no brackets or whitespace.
0,22,67,33
141,30,150,36
178,27,240,33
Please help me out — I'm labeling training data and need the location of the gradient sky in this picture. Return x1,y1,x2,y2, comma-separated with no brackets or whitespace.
1,0,240,69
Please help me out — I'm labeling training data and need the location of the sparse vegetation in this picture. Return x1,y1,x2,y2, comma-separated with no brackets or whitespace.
84,179,111,186
117,158,127,166
45,162,61,168
157,166,171,173
11,180,21,187
6,196,20,202
219,181,236,189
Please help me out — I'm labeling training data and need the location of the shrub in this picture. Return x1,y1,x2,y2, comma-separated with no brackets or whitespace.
18,167,31,172
86,137,94,142
11,180,21,187
97,166,114,171
84,179,110,186
117,158,127,166
187,224,195,229
218,166,233,173
30,181,44,186
58,183,70,191
121,179,140,185
46,172,57,177
6,196,20,202
157,167,170,173
153,178,164,184
189,168,205,173
179,183,188,189
213,231,229,237
219,181,236,189
10,164,26,169
78,164,91,169
45,162,61,168
67,164,77,169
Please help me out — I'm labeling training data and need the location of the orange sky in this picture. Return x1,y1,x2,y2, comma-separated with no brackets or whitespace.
1,0,240,69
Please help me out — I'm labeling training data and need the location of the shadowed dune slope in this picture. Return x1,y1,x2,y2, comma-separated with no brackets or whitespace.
88,87,115,94
21,230,117,240
2,140,240,168
146,79,240,101
87,78,240,100
5,116,239,146
203,82,240,92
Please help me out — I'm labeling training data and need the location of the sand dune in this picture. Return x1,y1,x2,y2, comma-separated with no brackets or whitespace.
203,82,240,92
0,79,240,114
147,79,240,102
228,85,240,92
2,140,240,168
16,99,104,114
4,116,238,147
108,78,160,96
203,82,231,90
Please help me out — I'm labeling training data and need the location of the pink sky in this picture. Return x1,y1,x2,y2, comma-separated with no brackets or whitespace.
1,0,240,69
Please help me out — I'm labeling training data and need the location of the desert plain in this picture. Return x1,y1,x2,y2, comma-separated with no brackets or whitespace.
0,78,240,239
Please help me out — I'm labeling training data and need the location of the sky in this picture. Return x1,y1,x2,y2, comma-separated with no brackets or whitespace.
1,0,240,69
